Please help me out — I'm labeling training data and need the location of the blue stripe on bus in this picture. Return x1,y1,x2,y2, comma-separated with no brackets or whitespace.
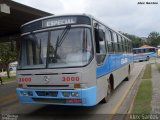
96,54,133,78
133,52,157,61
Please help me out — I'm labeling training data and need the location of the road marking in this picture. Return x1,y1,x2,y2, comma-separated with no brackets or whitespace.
127,90,137,114
111,78,136,114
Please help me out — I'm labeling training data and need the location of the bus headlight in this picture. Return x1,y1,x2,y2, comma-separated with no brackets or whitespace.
62,92,70,97
28,91,33,96
71,92,79,97
21,91,27,96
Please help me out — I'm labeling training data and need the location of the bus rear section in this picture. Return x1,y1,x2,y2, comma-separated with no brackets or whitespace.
158,49,160,57
157,46,160,57
133,47,157,62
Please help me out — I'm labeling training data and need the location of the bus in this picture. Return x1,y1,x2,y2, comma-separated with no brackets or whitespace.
9,61,18,71
157,45,160,57
133,47,157,62
16,14,133,106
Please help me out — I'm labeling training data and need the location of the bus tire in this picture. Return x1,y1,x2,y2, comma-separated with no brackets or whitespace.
124,66,130,81
146,56,149,61
101,80,112,103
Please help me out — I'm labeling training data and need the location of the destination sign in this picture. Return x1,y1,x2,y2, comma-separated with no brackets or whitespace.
21,16,91,33
43,17,77,27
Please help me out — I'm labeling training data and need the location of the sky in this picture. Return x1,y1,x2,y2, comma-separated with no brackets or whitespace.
13,0,160,37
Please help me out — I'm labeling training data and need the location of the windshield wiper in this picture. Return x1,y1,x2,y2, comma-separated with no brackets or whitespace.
54,25,71,60
57,25,71,47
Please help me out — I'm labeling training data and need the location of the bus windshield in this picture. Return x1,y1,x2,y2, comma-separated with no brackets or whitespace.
18,27,93,69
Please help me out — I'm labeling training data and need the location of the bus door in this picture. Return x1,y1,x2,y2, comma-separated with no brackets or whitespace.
94,22,108,77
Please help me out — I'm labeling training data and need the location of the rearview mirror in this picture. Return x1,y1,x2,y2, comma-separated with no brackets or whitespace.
98,29,104,41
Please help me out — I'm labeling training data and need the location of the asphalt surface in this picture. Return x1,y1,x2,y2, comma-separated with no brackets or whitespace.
0,81,18,108
0,62,146,120
0,81,17,97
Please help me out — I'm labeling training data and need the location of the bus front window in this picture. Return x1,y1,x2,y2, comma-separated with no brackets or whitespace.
48,27,93,68
19,32,48,69
18,27,93,69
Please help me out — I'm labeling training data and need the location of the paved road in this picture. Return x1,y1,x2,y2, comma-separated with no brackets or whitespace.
0,81,18,107
0,62,146,120
0,81,17,97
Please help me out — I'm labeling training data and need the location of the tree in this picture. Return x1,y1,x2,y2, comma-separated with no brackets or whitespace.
0,42,17,78
147,32,160,47
122,33,143,48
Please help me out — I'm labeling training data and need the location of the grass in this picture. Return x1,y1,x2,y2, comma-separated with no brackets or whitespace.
142,64,151,79
131,63,152,115
131,79,152,114
156,64,160,72
1,76,16,82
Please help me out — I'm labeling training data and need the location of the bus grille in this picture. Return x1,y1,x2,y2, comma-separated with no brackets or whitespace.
36,91,58,97
27,85,69,87
32,98,66,103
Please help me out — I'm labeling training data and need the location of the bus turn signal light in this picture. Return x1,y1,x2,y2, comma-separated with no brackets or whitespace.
74,84,81,88
18,84,23,88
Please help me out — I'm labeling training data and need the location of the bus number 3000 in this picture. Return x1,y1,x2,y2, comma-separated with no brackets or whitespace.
62,77,80,82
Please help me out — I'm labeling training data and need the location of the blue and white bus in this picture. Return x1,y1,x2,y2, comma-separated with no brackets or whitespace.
133,47,157,62
16,14,133,106
157,45,160,57
9,61,18,71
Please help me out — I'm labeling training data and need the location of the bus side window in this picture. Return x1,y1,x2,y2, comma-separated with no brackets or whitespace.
133,50,136,54
116,34,120,53
112,32,118,53
118,35,122,52
105,29,112,53
94,27,106,65
128,40,131,53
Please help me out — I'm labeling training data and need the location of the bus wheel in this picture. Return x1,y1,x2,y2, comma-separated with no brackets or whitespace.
101,81,112,103
146,56,150,61
125,66,130,81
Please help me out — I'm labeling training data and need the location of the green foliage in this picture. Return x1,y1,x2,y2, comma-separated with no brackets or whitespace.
1,76,16,82
156,63,160,72
123,32,160,48
0,42,17,78
132,79,152,114
142,64,152,79
147,32,160,47
131,64,152,115
122,33,143,48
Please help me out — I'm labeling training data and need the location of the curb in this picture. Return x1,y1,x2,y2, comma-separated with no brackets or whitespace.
108,64,146,120
125,64,146,118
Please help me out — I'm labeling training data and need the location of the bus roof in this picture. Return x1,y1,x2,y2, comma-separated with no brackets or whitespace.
133,47,156,50
140,45,155,48
133,45,156,50
21,14,131,41
21,14,92,27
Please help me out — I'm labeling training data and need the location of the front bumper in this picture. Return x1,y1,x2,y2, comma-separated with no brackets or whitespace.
16,86,97,106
